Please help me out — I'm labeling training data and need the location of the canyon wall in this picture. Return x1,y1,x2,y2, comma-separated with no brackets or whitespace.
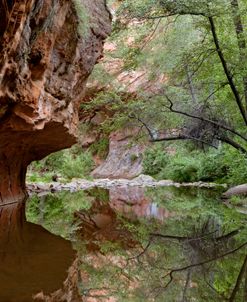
0,0,111,205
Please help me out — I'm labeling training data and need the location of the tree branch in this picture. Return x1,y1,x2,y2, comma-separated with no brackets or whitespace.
229,254,247,302
165,95,247,142
150,132,218,149
217,135,247,154
162,241,247,290
128,240,152,261
128,114,155,140
150,230,218,242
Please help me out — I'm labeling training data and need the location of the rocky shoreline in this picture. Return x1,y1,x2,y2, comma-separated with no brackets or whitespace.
27,174,227,196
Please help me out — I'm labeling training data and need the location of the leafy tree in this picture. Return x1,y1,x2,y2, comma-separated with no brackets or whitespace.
94,0,247,154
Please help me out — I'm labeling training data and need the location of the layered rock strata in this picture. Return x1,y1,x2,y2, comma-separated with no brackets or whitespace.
0,0,111,205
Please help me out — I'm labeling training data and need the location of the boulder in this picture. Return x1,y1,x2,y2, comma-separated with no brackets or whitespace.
222,184,247,199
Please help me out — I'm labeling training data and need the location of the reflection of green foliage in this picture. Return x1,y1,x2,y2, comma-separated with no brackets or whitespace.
27,186,247,301
86,187,109,203
26,191,92,238
229,195,247,206
26,194,40,218
214,256,243,298
146,186,246,233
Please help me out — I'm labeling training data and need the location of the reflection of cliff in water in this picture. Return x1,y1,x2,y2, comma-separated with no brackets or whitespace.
75,187,171,251
109,186,170,221
0,203,75,302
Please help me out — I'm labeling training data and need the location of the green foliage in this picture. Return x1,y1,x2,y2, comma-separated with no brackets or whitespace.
164,154,200,182
27,171,55,183
143,144,201,182
89,137,109,159
143,144,168,176
72,0,89,37
143,144,247,185
224,150,247,185
26,191,92,238
61,149,94,180
197,147,247,185
229,195,246,206
27,145,95,182
196,149,230,182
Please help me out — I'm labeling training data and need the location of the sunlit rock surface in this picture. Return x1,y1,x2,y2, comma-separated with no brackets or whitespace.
0,0,111,205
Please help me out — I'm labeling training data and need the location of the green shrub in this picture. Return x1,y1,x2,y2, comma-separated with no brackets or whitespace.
143,145,168,176
27,171,54,183
196,150,229,182
89,138,109,159
224,150,247,185
43,150,65,170
26,191,92,238
144,145,247,185
229,195,246,206
61,150,94,180
27,145,95,182
197,147,247,185
161,155,200,182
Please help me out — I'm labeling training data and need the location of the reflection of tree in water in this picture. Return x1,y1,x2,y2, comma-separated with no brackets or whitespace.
146,217,247,302
75,201,247,302
26,188,247,301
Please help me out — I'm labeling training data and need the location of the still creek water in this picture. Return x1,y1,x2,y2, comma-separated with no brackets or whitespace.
1,186,247,301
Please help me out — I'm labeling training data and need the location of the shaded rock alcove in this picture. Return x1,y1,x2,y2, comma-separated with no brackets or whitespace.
0,0,111,205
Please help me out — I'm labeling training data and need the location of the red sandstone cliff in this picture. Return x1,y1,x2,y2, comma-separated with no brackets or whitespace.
0,0,111,205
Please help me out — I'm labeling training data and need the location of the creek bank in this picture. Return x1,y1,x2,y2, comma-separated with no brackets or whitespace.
27,174,227,196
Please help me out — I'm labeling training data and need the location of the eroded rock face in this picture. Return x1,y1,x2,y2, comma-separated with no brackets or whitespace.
91,128,146,179
0,0,111,205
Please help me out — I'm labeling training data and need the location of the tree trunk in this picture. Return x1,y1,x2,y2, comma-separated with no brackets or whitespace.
230,0,247,111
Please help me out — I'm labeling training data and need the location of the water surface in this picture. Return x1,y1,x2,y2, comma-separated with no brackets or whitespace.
1,186,246,301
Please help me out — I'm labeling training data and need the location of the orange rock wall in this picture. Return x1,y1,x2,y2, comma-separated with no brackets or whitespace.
0,0,111,204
